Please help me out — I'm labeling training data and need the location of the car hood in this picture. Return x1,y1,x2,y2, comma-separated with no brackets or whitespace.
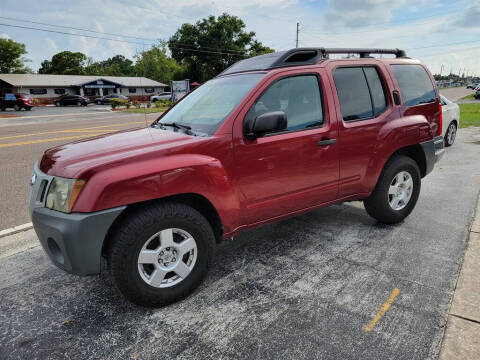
40,127,195,178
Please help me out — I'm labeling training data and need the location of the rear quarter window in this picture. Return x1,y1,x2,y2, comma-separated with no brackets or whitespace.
391,64,436,106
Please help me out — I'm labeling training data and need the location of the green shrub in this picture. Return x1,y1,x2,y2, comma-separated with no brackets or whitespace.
33,98,41,105
110,98,128,109
126,102,131,109
153,99,172,108
133,101,141,109
146,102,151,108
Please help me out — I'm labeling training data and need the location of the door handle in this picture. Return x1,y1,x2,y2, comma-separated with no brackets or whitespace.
317,138,336,146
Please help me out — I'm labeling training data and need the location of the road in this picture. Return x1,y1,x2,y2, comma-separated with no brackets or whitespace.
0,106,159,230
1,128,479,359
439,87,476,102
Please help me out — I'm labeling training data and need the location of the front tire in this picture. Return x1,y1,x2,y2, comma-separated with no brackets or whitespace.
444,122,457,147
364,156,421,224
108,202,216,307
13,104,20,111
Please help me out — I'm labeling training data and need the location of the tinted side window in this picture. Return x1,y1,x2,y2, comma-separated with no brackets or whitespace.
333,67,373,121
246,75,324,132
364,67,387,116
391,64,435,106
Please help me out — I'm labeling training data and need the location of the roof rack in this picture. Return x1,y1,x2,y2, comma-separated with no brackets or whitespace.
219,47,407,76
322,48,407,58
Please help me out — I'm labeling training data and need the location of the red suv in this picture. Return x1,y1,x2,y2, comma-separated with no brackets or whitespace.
1,93,35,111
30,48,444,306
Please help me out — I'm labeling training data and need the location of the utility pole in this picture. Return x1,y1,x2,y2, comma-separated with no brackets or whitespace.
296,22,299,48
440,64,444,76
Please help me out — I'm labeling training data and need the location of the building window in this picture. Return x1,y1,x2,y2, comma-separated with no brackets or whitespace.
144,88,154,93
128,88,136,93
29,88,47,95
54,88,66,95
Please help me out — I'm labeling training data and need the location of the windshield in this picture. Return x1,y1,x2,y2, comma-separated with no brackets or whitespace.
155,73,264,135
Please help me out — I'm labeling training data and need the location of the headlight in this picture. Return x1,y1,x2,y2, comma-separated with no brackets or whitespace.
45,177,85,213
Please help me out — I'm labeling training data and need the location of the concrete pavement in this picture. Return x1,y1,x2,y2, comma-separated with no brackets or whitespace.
1,128,479,359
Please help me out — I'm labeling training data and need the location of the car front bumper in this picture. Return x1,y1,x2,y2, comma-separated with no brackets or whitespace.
29,163,125,275
421,135,445,176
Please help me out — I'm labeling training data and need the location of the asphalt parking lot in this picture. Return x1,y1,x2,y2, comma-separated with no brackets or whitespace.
0,108,158,230
0,104,115,124
1,127,479,360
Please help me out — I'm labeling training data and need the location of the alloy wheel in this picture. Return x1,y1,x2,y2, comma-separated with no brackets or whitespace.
447,123,457,145
388,171,413,211
137,228,197,288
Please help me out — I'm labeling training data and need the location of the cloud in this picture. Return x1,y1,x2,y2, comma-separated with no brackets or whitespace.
0,33,11,39
451,0,480,28
322,0,406,29
46,38,58,53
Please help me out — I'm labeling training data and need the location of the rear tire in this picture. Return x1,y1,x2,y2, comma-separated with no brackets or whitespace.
14,104,20,111
444,122,457,147
108,202,216,307
364,156,421,224
55,101,60,107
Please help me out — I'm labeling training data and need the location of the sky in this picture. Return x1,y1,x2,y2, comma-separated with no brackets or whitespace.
1,0,480,77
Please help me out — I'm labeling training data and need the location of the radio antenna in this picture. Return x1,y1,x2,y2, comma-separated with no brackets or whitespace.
141,43,147,128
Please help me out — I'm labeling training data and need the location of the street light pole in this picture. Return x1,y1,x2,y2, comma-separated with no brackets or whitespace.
296,22,299,48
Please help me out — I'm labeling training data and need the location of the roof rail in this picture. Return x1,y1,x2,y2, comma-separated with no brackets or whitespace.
219,47,407,76
321,48,407,58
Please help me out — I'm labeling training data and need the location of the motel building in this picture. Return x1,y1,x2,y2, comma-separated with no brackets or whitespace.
0,74,167,104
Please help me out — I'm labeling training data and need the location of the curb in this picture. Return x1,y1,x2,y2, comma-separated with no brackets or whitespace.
0,222,33,239
438,192,480,359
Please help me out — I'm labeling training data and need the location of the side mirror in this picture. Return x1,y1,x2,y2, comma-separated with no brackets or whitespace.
246,111,287,138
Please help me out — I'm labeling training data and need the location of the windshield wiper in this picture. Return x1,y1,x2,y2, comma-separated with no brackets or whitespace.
156,122,198,136
159,122,192,131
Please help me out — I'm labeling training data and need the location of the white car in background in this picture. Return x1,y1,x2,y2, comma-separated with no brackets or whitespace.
440,95,460,147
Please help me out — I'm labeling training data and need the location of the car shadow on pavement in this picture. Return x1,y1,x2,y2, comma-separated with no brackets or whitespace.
1,202,400,359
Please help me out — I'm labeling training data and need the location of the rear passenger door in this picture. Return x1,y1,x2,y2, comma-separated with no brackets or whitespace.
329,63,397,197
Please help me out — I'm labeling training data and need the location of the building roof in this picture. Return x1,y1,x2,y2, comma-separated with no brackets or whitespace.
0,74,166,87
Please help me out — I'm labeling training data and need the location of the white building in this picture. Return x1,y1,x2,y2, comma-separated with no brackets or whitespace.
0,74,166,103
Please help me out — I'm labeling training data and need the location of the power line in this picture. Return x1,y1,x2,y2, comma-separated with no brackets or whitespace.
0,22,246,57
0,16,156,42
0,16,248,54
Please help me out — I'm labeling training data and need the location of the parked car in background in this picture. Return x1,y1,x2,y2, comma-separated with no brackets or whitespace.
475,84,480,91
54,95,89,107
0,93,35,111
95,94,128,105
440,95,460,147
475,89,480,100
29,47,445,307
150,92,172,102
466,83,478,89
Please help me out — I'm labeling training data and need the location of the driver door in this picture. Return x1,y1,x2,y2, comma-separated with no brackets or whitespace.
233,70,339,224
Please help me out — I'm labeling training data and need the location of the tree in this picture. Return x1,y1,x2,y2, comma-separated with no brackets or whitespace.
168,13,274,82
38,51,86,74
0,38,32,73
84,55,134,76
134,42,185,84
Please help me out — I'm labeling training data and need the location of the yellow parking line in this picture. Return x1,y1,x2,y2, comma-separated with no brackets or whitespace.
363,287,400,332
0,133,109,148
0,121,144,140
